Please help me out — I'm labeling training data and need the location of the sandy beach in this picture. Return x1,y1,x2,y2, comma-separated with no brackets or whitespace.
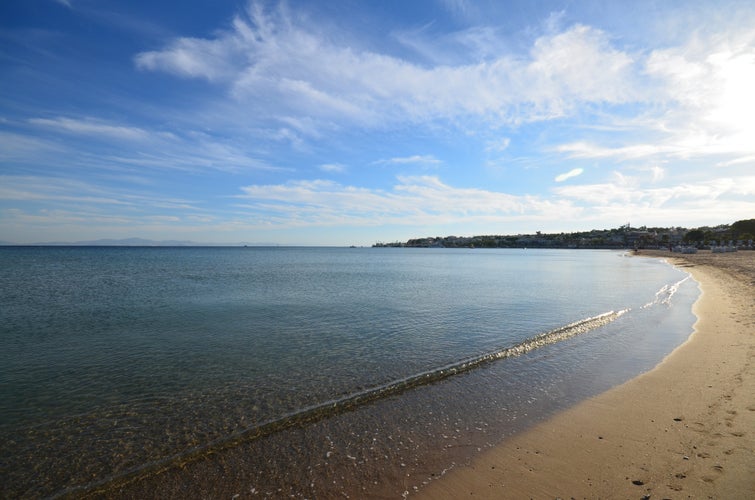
417,249,754,499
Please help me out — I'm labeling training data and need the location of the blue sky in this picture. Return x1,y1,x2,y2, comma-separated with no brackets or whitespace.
2,0,754,245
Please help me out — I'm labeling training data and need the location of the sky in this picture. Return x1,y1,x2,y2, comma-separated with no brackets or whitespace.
1,0,754,245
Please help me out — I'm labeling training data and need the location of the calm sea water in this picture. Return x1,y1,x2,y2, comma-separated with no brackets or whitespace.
0,247,697,498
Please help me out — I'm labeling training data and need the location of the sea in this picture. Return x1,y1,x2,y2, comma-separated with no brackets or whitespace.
0,246,698,498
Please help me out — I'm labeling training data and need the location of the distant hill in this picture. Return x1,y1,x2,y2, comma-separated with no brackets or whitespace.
6,238,197,246
374,220,753,249
0,238,278,247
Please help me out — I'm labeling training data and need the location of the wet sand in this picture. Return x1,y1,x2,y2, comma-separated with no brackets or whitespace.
417,249,755,499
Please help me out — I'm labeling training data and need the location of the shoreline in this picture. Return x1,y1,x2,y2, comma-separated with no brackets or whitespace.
416,249,754,499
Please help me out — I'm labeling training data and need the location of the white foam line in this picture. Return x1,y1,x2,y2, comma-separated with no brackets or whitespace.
61,309,628,498
642,276,691,309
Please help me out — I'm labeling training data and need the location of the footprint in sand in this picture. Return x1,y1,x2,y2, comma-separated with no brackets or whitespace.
690,422,706,431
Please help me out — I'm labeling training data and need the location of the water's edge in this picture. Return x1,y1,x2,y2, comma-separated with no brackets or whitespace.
64,310,628,497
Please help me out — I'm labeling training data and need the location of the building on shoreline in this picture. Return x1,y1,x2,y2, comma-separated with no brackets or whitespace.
373,221,755,250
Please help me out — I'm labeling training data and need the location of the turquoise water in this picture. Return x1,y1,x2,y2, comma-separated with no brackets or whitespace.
0,247,697,498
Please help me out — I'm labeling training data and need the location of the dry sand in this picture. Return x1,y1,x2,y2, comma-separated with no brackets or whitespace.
416,249,754,499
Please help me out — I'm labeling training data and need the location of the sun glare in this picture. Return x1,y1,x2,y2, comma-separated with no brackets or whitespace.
708,51,755,136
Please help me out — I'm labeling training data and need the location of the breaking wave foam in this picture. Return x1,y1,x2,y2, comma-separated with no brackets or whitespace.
642,276,690,309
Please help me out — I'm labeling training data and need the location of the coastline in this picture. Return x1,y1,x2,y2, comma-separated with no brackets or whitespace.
416,249,755,499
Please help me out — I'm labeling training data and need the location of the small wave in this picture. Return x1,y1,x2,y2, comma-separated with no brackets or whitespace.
642,276,690,309
69,310,627,497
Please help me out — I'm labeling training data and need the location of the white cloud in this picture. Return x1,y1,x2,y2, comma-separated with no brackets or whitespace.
554,168,584,182
439,0,474,18
0,175,200,210
716,154,755,167
28,117,150,141
527,24,636,105
235,175,577,228
533,24,755,177
21,116,283,174
555,141,665,160
135,34,239,82
553,174,755,224
0,176,127,205
374,155,442,166
319,163,346,173
485,137,510,152
561,29,755,163
645,32,755,130
394,24,506,66
0,131,66,160
135,2,638,127
232,171,755,232
650,165,665,182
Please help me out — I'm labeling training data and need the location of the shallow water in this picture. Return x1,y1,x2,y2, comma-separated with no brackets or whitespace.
0,247,697,498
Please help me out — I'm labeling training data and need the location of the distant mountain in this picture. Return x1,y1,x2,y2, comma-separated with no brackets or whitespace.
13,238,196,246
1,238,280,247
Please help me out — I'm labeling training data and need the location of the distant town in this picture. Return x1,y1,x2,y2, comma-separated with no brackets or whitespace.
373,219,755,250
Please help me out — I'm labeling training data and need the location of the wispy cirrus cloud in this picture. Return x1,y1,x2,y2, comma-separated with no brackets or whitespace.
485,137,510,153
716,154,755,168
0,131,66,161
0,175,199,210
553,27,755,164
0,175,129,205
135,2,638,128
553,174,755,224
319,163,347,173
22,115,281,174
132,1,755,174
233,172,755,231
29,116,151,141
235,175,577,228
0,174,215,242
555,141,664,160
373,155,442,166
554,168,583,182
